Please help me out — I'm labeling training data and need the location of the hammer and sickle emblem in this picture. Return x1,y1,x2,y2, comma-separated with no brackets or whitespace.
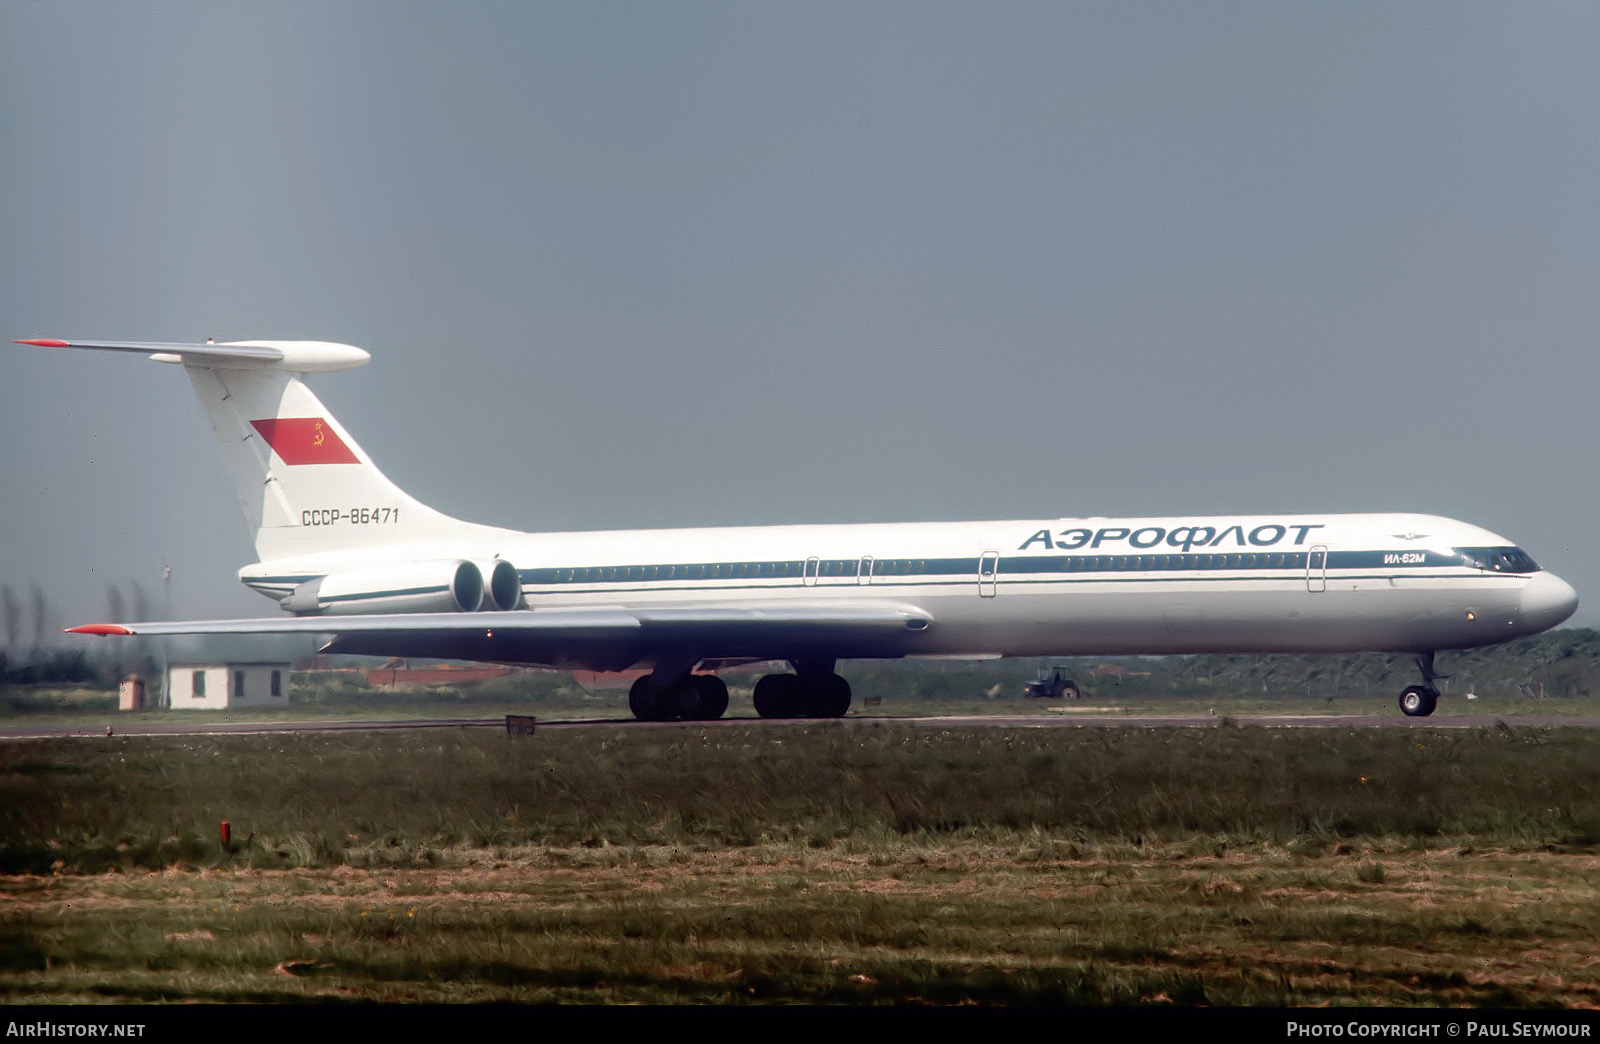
313,421,326,447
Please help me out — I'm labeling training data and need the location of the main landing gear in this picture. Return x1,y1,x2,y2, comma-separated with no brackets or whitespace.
1398,652,1444,718
625,659,853,722
753,658,852,719
628,673,730,722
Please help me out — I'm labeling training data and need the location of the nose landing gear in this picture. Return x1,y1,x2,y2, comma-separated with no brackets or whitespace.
1399,685,1437,717
1398,652,1445,717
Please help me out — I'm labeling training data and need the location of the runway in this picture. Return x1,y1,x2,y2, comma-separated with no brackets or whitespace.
6,711,1600,740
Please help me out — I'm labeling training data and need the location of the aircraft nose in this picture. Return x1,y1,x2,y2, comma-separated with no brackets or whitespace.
1521,572,1579,632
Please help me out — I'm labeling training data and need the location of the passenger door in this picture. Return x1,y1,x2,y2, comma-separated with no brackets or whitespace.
1306,545,1327,593
979,551,1000,598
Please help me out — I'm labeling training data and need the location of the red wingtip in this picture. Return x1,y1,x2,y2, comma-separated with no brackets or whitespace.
16,339,72,348
66,624,134,636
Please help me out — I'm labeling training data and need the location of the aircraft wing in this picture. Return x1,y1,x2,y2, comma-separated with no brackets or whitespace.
68,609,641,637
66,602,935,671
67,603,933,637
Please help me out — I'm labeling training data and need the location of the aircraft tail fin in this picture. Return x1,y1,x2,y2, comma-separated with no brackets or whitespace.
16,339,506,563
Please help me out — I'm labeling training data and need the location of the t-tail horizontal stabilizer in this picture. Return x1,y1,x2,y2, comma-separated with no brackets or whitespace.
14,338,369,373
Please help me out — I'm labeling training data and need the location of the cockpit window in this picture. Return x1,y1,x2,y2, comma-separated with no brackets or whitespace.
1455,547,1540,573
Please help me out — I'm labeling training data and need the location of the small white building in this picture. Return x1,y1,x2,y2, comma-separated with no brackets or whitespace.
119,675,149,711
166,662,291,710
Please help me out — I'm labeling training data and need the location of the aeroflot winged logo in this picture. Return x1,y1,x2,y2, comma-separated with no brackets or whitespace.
250,418,360,465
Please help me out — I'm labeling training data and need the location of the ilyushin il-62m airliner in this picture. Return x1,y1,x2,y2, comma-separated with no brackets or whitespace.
17,338,1579,719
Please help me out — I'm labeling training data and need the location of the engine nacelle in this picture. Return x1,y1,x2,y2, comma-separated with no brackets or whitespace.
475,559,524,611
281,560,486,615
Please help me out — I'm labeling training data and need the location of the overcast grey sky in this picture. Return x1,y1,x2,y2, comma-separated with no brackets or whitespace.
2,1,1596,634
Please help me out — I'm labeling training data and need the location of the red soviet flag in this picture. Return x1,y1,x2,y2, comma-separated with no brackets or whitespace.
250,418,360,465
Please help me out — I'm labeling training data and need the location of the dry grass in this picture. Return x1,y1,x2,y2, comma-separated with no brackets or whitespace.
6,839,1600,1005
5,723,1600,1004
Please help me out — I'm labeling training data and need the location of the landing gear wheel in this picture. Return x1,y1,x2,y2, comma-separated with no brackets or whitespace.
1399,685,1438,718
679,674,729,721
804,673,852,718
1398,652,1447,719
629,675,672,722
753,673,802,718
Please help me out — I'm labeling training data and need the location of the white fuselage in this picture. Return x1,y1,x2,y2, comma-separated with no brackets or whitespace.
239,511,1577,666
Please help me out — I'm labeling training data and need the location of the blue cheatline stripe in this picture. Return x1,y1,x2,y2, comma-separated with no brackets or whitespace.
519,557,977,585
513,548,1529,588
512,573,1496,598
246,546,1532,597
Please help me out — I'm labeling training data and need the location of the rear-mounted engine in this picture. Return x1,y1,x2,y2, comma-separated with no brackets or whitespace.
281,559,518,615
477,559,524,610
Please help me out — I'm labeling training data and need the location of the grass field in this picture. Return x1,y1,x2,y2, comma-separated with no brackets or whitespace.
5,722,1600,1005
8,839,1600,1005
5,670,1595,727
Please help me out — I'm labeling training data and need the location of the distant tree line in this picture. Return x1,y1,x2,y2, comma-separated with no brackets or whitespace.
841,628,1600,703
0,580,161,688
